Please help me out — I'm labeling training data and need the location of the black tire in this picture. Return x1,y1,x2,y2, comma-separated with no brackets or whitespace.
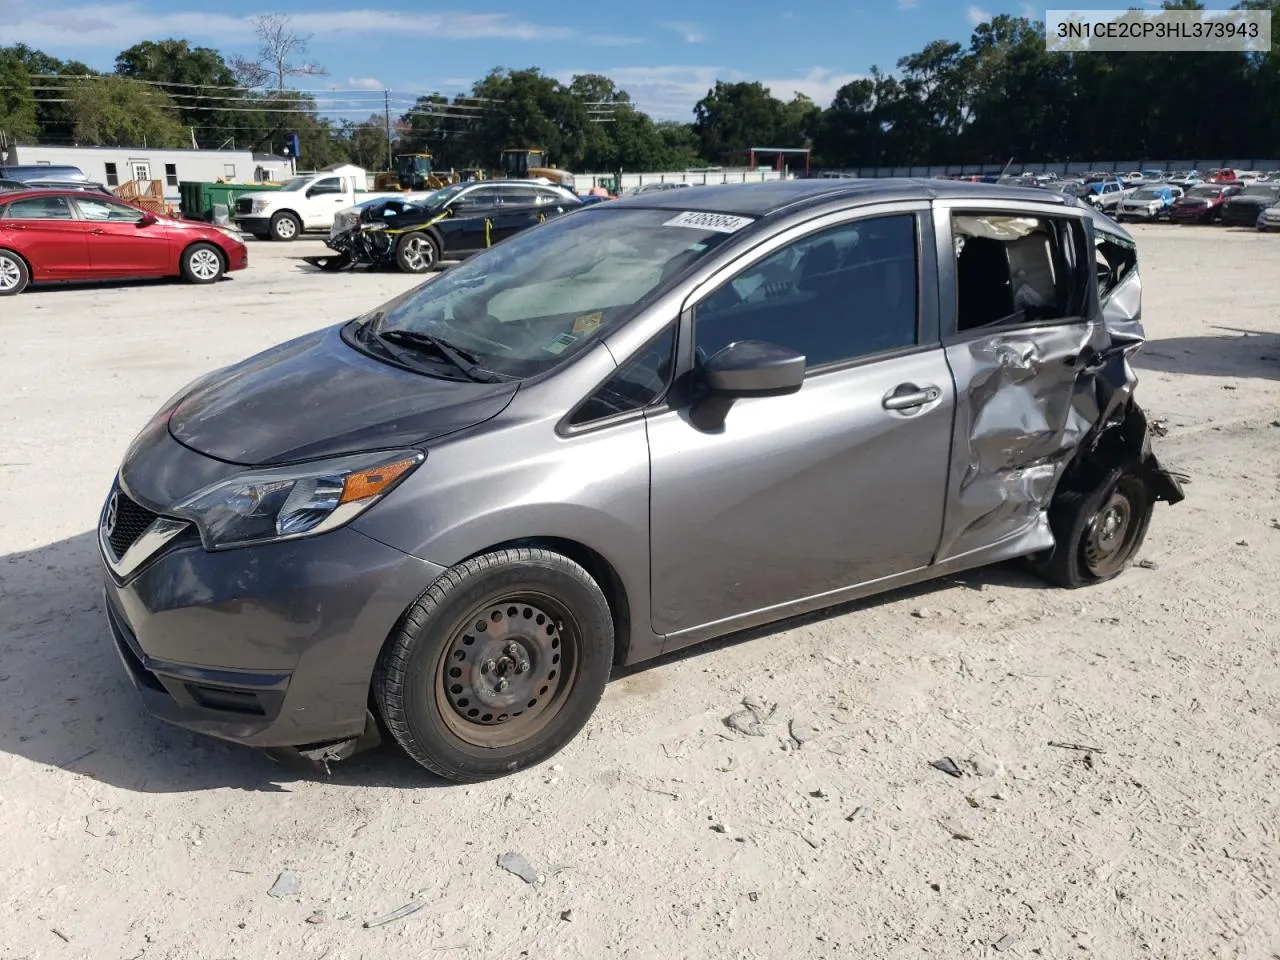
1030,467,1154,589
180,242,225,284
374,547,614,782
269,211,301,242
394,232,440,273
0,248,30,296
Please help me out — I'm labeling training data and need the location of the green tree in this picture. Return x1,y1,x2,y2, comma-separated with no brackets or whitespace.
692,81,789,161
344,114,390,169
65,76,187,148
0,50,38,143
1,44,98,143
114,39,241,148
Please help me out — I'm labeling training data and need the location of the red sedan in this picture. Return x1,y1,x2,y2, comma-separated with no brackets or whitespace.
0,189,247,296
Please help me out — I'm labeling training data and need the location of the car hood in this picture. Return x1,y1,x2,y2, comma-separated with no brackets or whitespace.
167,323,518,466
1227,195,1277,206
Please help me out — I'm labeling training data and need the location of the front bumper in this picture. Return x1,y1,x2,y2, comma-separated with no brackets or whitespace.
100,512,446,749
233,215,272,235
1117,206,1163,220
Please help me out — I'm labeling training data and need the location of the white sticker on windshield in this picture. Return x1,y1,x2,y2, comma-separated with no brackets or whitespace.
663,211,754,233
542,331,577,355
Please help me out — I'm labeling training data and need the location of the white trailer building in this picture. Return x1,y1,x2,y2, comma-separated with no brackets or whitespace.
2,144,292,200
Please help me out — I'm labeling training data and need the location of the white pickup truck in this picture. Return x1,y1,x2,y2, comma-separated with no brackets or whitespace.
233,164,407,241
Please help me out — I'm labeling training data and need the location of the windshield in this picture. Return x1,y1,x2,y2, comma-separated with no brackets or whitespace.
1132,189,1162,200
362,207,747,378
1187,186,1220,198
278,176,311,192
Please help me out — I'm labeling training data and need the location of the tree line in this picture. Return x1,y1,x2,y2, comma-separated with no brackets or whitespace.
1,2,1277,177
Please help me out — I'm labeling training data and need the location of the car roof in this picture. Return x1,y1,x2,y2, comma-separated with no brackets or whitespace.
604,177,1065,218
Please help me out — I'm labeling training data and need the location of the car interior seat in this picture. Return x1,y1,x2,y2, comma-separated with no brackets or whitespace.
955,235,1015,329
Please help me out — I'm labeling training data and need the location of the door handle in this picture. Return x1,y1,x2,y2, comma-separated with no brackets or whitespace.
882,383,941,411
88,228,106,235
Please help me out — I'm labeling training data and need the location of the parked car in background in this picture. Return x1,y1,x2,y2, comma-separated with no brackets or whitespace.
234,166,407,241
1218,183,1280,226
0,189,247,296
1169,183,1242,223
1208,168,1238,184
96,179,1183,782
1116,184,1183,222
1257,200,1280,232
316,179,581,273
18,178,114,195
1168,176,1203,191
0,164,87,182
1141,169,1165,181
330,189,443,243
1084,178,1128,210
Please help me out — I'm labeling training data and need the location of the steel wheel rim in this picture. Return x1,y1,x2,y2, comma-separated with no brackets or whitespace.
276,217,296,238
190,249,220,280
436,594,579,748
0,256,19,290
1083,489,1134,577
402,236,433,271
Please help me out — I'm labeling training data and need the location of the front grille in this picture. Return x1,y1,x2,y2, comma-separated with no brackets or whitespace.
235,197,254,215
107,489,159,558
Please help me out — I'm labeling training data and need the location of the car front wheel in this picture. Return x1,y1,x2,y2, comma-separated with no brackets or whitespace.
1030,467,1154,589
270,212,301,241
181,243,225,284
395,233,439,273
374,547,615,782
0,249,29,296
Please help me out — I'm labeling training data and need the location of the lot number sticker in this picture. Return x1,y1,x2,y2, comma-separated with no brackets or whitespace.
663,211,755,233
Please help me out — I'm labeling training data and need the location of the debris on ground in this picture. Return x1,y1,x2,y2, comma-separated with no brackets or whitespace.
993,933,1017,952
845,806,869,822
305,912,326,925
911,607,933,619
362,900,424,928
84,812,115,838
724,697,777,737
789,716,822,747
710,822,729,834
715,757,739,773
51,928,71,943
1048,741,1105,754
1150,418,1169,437
965,796,981,808
497,851,543,885
800,831,823,850
1135,559,1159,570
930,757,964,778
267,871,301,898
560,909,573,923
940,819,973,841
1100,616,1121,625
808,788,828,799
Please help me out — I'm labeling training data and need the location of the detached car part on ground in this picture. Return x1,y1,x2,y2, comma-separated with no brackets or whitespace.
306,180,582,275
0,189,247,296
98,180,1184,783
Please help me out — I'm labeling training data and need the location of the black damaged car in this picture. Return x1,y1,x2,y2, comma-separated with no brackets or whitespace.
310,180,583,274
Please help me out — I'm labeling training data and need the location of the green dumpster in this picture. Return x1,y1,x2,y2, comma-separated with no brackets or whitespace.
179,181,283,221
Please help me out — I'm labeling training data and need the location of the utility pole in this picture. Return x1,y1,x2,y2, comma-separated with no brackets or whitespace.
384,90,393,172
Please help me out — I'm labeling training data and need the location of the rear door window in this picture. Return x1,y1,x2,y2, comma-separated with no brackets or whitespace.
3,195,76,220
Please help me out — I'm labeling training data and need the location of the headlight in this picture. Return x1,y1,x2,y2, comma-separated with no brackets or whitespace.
362,222,388,232
174,450,423,550
251,198,270,213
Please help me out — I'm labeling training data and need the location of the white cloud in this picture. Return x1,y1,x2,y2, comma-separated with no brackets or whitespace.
662,21,707,43
966,5,991,26
556,65,867,121
346,77,384,91
1,1,582,49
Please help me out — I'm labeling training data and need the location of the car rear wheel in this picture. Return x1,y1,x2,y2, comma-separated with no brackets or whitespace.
0,249,29,296
374,547,614,782
180,243,225,284
395,233,439,273
270,212,301,242
1030,467,1153,589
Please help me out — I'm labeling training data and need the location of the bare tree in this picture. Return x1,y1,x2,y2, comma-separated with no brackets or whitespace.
231,14,328,92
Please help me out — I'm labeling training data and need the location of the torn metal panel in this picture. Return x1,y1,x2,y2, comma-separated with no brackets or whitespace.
936,321,1111,561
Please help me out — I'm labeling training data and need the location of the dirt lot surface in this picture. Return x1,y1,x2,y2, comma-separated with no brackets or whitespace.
1,228,1278,960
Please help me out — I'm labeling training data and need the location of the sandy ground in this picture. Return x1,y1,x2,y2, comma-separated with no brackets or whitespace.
1,226,1278,960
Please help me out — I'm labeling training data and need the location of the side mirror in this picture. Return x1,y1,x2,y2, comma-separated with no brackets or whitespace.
137,212,158,228
703,340,805,397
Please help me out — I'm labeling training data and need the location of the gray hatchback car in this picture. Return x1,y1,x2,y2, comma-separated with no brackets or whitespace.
99,179,1184,782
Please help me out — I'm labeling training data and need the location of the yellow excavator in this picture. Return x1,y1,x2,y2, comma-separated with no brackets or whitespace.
500,148,576,189
373,152,459,192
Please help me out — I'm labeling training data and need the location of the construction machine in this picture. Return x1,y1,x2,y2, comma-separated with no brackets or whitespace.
500,148,576,189
373,152,459,192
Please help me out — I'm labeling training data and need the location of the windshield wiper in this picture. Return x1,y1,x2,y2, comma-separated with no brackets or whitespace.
377,329,503,382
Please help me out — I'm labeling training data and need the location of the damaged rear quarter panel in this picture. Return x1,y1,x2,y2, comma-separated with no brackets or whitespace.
930,200,1163,564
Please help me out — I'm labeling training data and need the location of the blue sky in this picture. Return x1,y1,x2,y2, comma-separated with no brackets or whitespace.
4,0,1162,120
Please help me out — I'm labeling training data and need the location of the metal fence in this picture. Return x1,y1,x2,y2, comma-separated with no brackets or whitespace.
576,168,787,192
